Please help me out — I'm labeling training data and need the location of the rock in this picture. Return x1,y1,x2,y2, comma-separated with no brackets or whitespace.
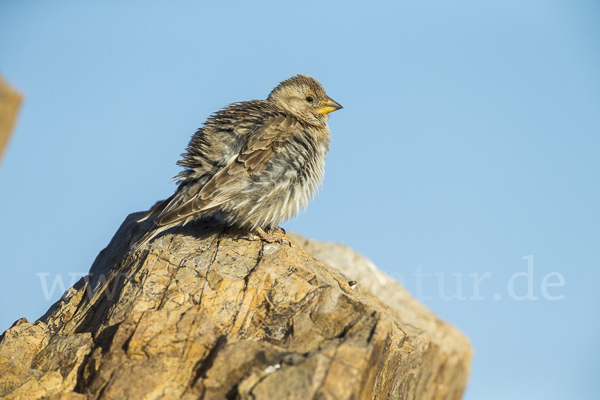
0,214,472,399
0,76,22,164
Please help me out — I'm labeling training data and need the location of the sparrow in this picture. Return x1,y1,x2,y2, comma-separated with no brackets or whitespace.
134,75,342,249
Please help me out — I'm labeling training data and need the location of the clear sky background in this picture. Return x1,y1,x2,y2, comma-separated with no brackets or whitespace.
1,1,599,398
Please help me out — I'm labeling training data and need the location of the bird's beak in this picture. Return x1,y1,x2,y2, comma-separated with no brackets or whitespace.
317,97,343,114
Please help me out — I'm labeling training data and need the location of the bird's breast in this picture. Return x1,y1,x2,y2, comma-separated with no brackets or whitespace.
268,129,329,211
223,126,330,230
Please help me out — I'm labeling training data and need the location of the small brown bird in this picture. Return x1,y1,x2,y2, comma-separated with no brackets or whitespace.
134,75,342,249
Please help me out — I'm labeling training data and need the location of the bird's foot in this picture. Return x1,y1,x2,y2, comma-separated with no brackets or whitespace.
239,227,291,246
274,226,286,235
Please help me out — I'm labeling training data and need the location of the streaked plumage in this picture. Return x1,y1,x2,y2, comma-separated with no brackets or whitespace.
134,75,342,249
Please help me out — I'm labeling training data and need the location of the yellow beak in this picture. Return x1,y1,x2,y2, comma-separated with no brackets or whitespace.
317,97,343,114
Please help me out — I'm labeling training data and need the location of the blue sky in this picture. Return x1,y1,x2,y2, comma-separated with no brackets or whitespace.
1,1,599,398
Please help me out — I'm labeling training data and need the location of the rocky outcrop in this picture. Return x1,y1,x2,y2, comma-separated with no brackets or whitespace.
0,214,471,399
0,76,22,164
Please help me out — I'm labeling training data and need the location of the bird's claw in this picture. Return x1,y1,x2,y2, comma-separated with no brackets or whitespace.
239,227,291,246
238,232,261,242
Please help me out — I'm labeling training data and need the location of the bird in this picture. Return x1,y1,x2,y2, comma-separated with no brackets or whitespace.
133,74,342,250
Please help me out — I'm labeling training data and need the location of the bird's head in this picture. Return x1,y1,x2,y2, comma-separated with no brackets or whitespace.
267,75,342,127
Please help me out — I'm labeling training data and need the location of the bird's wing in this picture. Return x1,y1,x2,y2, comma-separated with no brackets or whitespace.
237,114,298,172
154,114,299,227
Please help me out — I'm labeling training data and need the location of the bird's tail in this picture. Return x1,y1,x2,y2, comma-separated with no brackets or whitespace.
131,194,180,252
137,193,177,223
130,224,172,252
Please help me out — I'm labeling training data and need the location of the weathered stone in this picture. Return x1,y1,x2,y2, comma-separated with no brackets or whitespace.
0,76,22,165
0,214,471,399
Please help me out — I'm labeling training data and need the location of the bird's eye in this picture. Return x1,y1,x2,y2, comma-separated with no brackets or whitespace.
305,96,314,103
